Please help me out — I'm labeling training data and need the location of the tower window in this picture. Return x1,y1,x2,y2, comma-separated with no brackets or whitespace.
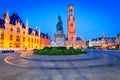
69,9,73,12
70,23,73,27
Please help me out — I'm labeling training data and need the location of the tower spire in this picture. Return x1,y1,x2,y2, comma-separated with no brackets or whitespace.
26,19,28,27
102,32,105,38
6,9,9,18
39,27,40,33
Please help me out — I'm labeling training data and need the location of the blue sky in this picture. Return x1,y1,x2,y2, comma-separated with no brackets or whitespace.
0,0,120,40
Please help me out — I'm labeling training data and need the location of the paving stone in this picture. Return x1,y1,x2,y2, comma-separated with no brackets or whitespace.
0,50,120,80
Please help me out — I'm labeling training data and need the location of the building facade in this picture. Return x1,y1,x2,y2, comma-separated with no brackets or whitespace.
0,12,50,51
115,33,120,49
88,34,116,49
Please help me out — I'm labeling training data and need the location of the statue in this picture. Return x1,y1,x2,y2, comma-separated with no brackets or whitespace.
56,16,63,31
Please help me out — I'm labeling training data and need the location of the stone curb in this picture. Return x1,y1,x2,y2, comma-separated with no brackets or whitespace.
20,53,101,61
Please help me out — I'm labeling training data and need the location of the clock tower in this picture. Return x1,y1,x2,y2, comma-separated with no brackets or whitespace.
67,5,76,46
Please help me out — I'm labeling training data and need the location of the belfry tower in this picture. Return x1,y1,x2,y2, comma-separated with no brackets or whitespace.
67,5,76,46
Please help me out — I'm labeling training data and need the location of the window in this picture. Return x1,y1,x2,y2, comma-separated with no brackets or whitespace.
10,28,13,32
16,36,20,42
9,43,12,47
23,37,25,42
37,39,39,43
10,35,13,40
31,38,33,43
34,39,36,43
23,31,25,34
70,23,73,27
17,28,20,33
28,38,30,42
1,33,4,40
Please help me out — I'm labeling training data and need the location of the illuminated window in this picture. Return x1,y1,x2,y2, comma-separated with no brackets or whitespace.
1,33,4,40
17,28,20,33
28,38,30,42
23,37,25,42
10,35,13,40
16,36,20,42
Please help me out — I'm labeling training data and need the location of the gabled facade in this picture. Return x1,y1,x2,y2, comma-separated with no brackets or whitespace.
0,11,50,51
115,33,120,49
88,34,116,49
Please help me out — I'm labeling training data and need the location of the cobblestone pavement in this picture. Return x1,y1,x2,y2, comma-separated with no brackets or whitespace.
0,50,120,80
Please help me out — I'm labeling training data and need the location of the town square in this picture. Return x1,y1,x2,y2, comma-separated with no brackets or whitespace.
0,0,120,80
